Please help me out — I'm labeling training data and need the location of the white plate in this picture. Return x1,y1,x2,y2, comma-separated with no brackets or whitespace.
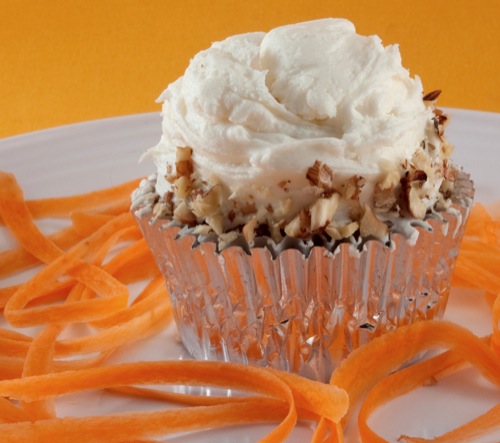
1,110,499,442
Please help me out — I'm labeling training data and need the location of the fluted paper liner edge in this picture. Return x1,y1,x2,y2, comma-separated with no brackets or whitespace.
133,171,474,381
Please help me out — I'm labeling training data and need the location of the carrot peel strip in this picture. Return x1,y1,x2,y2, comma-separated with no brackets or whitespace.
0,177,141,223
399,404,500,442
1,176,500,442
0,401,286,443
0,360,347,442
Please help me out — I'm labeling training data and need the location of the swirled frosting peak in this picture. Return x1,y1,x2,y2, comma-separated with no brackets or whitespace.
143,18,454,243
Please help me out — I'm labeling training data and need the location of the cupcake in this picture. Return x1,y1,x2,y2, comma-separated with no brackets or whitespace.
132,19,474,381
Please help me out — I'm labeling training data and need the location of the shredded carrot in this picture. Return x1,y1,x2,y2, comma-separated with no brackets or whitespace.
20,325,59,420
0,329,32,357
101,238,159,284
0,226,82,279
54,298,171,356
356,337,491,442
1,170,499,442
0,401,286,443
69,212,116,237
399,404,500,442
336,321,498,411
3,214,134,326
4,261,129,327
0,397,33,424
88,274,166,329
0,361,347,442
0,172,70,263
0,178,140,224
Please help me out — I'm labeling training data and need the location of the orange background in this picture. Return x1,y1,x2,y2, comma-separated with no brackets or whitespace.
1,0,499,138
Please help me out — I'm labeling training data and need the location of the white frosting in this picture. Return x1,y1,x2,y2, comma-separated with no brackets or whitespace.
146,18,442,228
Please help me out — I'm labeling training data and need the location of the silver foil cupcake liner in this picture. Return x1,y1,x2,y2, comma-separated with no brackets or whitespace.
133,171,474,382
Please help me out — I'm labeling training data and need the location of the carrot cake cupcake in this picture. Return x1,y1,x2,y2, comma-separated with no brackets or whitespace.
132,18,474,381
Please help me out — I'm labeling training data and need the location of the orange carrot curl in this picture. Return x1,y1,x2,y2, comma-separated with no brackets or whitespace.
0,169,499,442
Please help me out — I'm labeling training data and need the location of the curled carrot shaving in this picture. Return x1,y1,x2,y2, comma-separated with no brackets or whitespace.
0,171,69,263
0,361,348,442
1,170,499,442
0,397,33,424
356,336,493,442
399,404,500,442
20,325,60,420
0,401,285,443
0,178,140,224
69,212,116,237
0,226,82,279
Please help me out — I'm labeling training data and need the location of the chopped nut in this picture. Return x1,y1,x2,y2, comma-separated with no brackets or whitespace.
318,163,334,191
325,220,359,240
175,159,193,177
406,167,429,192
339,221,359,238
410,169,428,183
434,109,449,130
152,202,169,219
255,206,269,225
378,167,400,191
325,223,342,240
163,191,174,212
284,215,302,238
441,142,454,159
344,175,365,200
374,184,398,212
206,173,221,186
306,160,334,192
410,149,432,173
242,217,258,243
173,176,192,199
173,201,196,225
436,113,448,126
306,160,321,186
278,180,291,189
423,90,442,101
400,170,429,220
190,185,221,218
193,224,212,235
277,198,293,217
359,206,389,241
407,187,427,219
348,201,363,221
206,214,224,235
218,231,239,250
310,193,340,231
374,162,401,211
270,222,285,243
166,174,176,184
239,201,257,216
432,109,450,139
174,147,194,178
176,146,193,162
284,210,310,238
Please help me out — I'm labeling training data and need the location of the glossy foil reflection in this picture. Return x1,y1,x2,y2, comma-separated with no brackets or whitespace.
134,173,473,382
